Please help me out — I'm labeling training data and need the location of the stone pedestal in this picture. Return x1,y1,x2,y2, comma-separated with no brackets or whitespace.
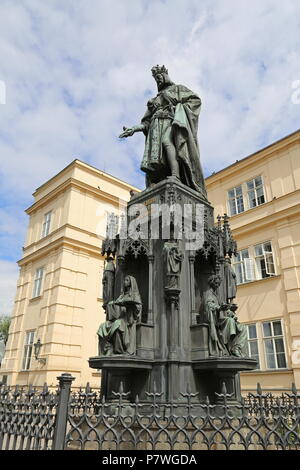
192,357,257,403
91,177,257,408
89,356,153,401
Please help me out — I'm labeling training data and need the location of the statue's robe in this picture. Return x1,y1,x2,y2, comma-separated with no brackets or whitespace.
224,261,237,303
218,311,248,357
102,260,115,307
140,84,207,198
163,241,183,288
202,288,227,357
97,276,142,356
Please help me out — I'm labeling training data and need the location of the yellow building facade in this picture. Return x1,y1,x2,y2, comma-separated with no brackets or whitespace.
0,160,138,388
206,129,300,392
1,130,300,392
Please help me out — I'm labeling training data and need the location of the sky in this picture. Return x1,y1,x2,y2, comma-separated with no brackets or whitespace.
0,0,299,315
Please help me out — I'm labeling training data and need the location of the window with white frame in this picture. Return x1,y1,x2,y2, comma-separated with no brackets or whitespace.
243,321,287,371
227,176,266,216
41,211,52,238
233,249,255,284
262,320,287,369
22,331,35,370
247,176,265,209
32,267,44,298
233,242,276,284
246,324,260,369
228,185,245,216
254,241,275,279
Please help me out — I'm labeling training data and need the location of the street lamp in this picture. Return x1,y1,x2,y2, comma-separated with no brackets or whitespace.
34,339,46,365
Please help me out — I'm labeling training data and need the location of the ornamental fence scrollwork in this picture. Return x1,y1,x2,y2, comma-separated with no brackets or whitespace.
1,377,299,451
64,382,300,451
0,383,58,450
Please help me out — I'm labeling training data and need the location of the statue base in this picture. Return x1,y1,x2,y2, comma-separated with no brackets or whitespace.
89,356,153,402
193,357,257,404
96,177,257,407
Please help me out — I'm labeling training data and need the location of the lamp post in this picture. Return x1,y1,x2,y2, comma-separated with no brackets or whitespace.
34,339,46,365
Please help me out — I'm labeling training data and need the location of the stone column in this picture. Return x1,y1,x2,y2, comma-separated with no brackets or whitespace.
189,254,196,325
165,287,181,402
148,255,154,324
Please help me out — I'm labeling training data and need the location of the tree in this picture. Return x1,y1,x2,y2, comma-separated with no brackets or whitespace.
0,315,11,344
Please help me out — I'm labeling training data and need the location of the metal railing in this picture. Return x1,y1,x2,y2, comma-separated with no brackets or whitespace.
0,373,73,450
65,382,300,451
0,383,58,450
1,375,299,450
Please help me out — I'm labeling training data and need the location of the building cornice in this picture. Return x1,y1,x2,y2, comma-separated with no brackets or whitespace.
33,159,140,197
206,129,300,186
231,200,300,238
26,177,129,214
71,160,141,192
18,234,105,266
23,223,104,252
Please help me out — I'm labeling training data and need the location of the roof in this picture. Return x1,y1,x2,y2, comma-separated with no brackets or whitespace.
34,158,141,195
205,128,300,181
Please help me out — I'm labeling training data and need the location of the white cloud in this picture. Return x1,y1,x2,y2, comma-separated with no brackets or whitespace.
0,0,299,271
0,260,19,316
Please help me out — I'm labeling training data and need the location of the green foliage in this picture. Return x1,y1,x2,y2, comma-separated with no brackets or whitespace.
0,315,11,344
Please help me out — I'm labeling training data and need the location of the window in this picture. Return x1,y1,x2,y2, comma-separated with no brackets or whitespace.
233,249,254,284
243,321,287,371
233,242,276,284
228,186,244,216
227,176,266,216
246,324,260,369
22,331,35,370
254,242,275,279
247,176,265,209
32,267,44,298
41,211,52,238
263,320,287,369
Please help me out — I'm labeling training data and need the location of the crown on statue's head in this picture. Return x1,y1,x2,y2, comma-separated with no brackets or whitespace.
151,65,169,78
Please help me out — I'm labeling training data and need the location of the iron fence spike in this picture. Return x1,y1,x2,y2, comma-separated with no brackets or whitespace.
1,376,299,450
276,396,280,405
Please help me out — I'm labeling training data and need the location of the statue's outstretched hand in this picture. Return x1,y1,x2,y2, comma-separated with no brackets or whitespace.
119,126,135,138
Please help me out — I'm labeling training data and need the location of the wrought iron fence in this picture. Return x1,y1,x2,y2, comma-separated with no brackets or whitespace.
1,375,299,450
0,373,73,450
0,383,58,450
65,383,300,451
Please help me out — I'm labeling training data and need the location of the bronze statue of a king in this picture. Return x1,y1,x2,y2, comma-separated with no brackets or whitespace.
119,65,207,198
91,65,257,407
